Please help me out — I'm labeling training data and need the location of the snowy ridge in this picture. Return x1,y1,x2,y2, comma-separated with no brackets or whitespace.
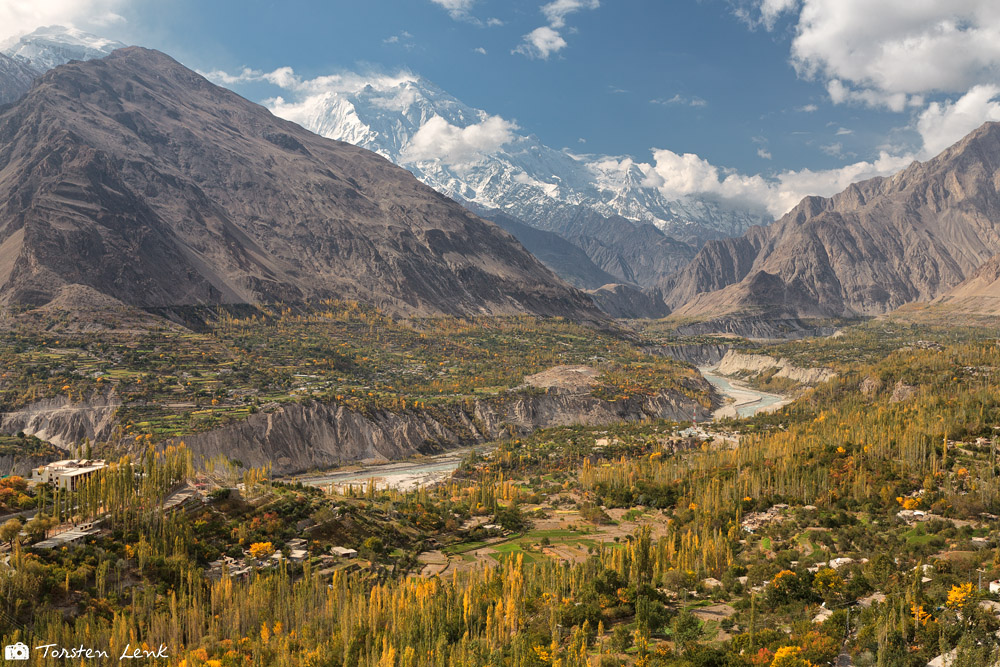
4,26,123,73
269,75,768,246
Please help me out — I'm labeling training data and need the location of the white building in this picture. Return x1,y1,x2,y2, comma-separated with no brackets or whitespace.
31,459,106,491
332,546,358,558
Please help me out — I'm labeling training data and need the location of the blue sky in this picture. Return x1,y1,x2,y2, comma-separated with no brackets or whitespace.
5,0,1000,215
112,0,893,172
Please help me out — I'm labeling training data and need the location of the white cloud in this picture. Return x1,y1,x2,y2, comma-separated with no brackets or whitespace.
755,0,1000,111
757,148,773,159
797,103,819,112
514,26,567,59
834,127,853,135
515,0,598,60
826,79,912,112
400,115,519,168
541,0,599,28
0,0,130,43
640,145,916,217
429,0,475,19
916,84,1000,157
473,46,487,55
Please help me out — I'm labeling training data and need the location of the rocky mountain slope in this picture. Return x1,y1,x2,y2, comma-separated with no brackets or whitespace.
470,207,616,290
0,47,600,319
665,122,1000,321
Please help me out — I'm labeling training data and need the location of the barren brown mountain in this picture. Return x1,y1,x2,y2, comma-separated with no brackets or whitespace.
663,121,1000,322
0,47,600,319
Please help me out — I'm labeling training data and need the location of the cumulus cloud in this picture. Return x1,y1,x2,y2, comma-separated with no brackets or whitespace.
757,148,772,160
791,1,1000,96
514,26,567,59
738,0,1000,124
916,84,1000,157
0,0,129,43
640,146,915,217
514,0,598,60
400,115,519,168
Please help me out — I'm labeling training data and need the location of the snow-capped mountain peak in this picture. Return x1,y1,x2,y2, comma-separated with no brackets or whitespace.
263,72,768,246
4,25,124,72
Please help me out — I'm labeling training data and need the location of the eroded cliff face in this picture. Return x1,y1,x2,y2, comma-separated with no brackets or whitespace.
715,350,835,385
174,386,713,475
1,393,120,450
650,344,732,367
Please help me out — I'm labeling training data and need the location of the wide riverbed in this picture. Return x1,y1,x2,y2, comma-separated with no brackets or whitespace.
699,368,791,419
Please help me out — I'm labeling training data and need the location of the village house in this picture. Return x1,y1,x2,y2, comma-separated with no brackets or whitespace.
31,459,107,491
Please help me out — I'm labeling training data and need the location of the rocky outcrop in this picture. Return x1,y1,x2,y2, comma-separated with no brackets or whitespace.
715,350,835,385
1,393,120,449
889,381,917,403
175,370,715,475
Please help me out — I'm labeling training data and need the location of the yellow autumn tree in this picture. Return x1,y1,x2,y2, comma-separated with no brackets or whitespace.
771,645,814,667
248,541,274,559
946,582,975,612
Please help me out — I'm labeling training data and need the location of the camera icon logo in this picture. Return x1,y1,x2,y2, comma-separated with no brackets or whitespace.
4,642,29,660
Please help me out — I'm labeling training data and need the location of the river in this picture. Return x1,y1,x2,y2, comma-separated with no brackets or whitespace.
699,367,790,419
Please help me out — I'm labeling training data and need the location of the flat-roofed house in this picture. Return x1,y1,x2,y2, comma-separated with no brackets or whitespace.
31,460,107,491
